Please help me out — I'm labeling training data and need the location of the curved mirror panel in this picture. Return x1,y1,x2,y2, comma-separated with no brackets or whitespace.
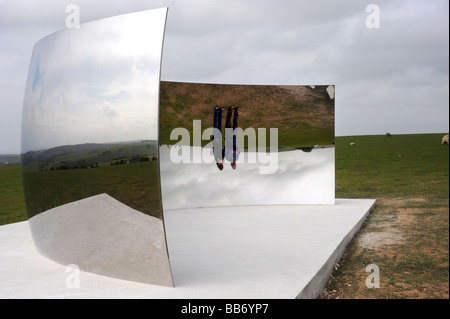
159,82,335,210
21,8,173,286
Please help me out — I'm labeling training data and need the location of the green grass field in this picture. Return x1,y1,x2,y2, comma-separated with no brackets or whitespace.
321,133,449,299
0,133,448,298
335,134,448,199
0,165,26,225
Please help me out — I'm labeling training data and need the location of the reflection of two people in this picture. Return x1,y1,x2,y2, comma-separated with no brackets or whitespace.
212,105,240,170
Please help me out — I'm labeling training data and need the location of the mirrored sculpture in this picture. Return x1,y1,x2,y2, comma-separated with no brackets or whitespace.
21,8,336,288
159,82,335,209
21,8,173,286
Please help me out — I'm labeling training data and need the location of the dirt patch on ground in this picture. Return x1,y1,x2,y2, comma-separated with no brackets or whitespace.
354,199,424,256
357,231,404,252
381,197,427,206
318,197,449,299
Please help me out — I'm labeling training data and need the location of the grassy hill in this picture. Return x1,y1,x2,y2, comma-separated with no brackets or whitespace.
335,134,449,199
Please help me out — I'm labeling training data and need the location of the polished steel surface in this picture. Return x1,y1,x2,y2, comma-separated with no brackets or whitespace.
159,82,335,209
21,9,173,286
20,8,335,287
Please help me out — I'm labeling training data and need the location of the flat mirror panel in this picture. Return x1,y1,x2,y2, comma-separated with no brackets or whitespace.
21,8,173,286
159,82,335,210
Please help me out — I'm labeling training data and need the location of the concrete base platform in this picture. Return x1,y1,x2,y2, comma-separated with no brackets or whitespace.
0,199,375,299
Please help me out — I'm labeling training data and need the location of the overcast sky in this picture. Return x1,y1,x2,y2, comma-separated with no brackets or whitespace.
0,0,448,153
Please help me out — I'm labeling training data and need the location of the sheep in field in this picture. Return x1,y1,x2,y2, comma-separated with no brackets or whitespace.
442,134,449,145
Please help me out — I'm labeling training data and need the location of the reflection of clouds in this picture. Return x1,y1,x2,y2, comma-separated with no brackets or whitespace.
326,85,335,99
22,9,167,152
160,146,334,210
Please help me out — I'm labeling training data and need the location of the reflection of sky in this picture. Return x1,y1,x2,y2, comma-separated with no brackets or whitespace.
21,9,167,152
160,146,334,210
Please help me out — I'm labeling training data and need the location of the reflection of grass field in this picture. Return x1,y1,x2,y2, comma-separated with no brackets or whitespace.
21,161,162,219
1,133,448,298
53,144,155,168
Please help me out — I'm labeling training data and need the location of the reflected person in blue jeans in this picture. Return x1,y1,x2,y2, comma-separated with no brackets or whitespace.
212,106,224,170
224,105,240,170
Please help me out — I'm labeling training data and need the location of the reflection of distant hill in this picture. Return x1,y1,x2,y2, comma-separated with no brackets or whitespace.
22,140,157,171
